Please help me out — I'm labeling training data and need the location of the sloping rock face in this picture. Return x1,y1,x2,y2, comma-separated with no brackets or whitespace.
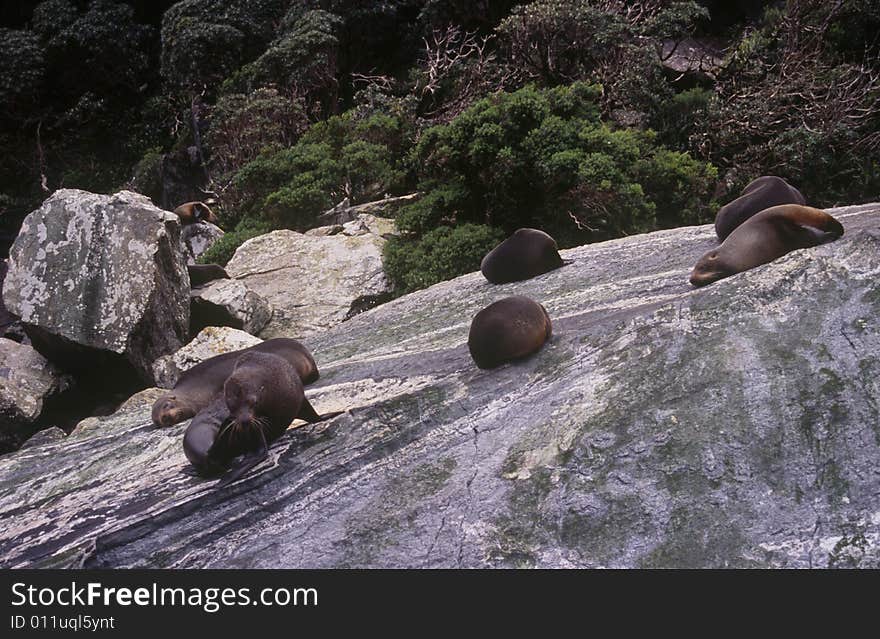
0,204,878,568
226,226,392,338
2,190,190,382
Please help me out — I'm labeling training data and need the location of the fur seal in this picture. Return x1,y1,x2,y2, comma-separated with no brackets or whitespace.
151,338,319,428
480,228,568,284
468,296,552,369
183,351,340,485
691,204,844,287
174,201,218,225
187,264,229,287
715,176,806,241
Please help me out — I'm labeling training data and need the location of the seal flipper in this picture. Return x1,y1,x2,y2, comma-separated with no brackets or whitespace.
297,397,343,423
216,429,269,488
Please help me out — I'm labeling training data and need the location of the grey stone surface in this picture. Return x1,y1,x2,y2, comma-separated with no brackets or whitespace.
189,279,272,337
225,227,392,338
20,427,66,449
0,203,878,568
3,189,190,382
180,221,224,264
151,326,262,389
0,338,72,423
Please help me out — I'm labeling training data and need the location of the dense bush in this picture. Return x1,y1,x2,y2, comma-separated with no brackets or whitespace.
226,9,342,116
400,83,716,243
197,216,271,266
2,0,878,294
382,82,716,290
383,223,504,293
497,0,707,117
229,110,411,229
206,88,309,183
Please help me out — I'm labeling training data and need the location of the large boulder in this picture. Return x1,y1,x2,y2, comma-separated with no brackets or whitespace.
189,279,272,337
226,225,392,338
0,203,878,568
151,326,262,389
2,190,190,382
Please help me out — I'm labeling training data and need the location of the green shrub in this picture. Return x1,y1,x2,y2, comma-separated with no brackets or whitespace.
383,223,505,293
230,110,410,228
197,216,271,266
401,82,715,245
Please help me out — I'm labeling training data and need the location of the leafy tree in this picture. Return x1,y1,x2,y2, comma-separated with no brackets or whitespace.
226,9,343,117
401,82,715,243
497,0,708,118
0,29,45,120
206,88,309,185
229,109,411,229
160,0,290,94
386,82,716,291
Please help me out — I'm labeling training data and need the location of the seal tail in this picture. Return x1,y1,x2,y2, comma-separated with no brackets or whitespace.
298,398,344,423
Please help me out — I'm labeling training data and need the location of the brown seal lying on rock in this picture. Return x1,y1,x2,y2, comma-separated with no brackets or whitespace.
480,229,569,284
183,352,341,485
468,296,553,369
691,204,844,287
151,338,319,428
714,176,806,242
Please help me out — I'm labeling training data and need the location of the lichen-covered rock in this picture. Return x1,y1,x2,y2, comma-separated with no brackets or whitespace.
2,190,190,382
190,279,271,337
225,228,392,338
0,204,878,569
0,338,71,423
180,221,223,264
151,326,261,389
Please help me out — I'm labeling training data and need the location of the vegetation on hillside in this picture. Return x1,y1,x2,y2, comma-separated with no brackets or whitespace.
2,0,878,292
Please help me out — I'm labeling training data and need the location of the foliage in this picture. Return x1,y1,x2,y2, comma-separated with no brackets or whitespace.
229,110,410,228
0,29,45,118
496,0,707,116
197,216,271,266
383,223,504,293
206,88,309,182
690,0,880,205
399,83,715,245
160,0,289,95
225,10,342,117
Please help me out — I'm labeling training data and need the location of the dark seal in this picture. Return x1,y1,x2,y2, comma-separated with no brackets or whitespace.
691,204,844,287
480,228,568,284
187,264,229,287
468,295,552,369
183,351,340,485
173,201,218,225
151,338,319,428
714,176,806,242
